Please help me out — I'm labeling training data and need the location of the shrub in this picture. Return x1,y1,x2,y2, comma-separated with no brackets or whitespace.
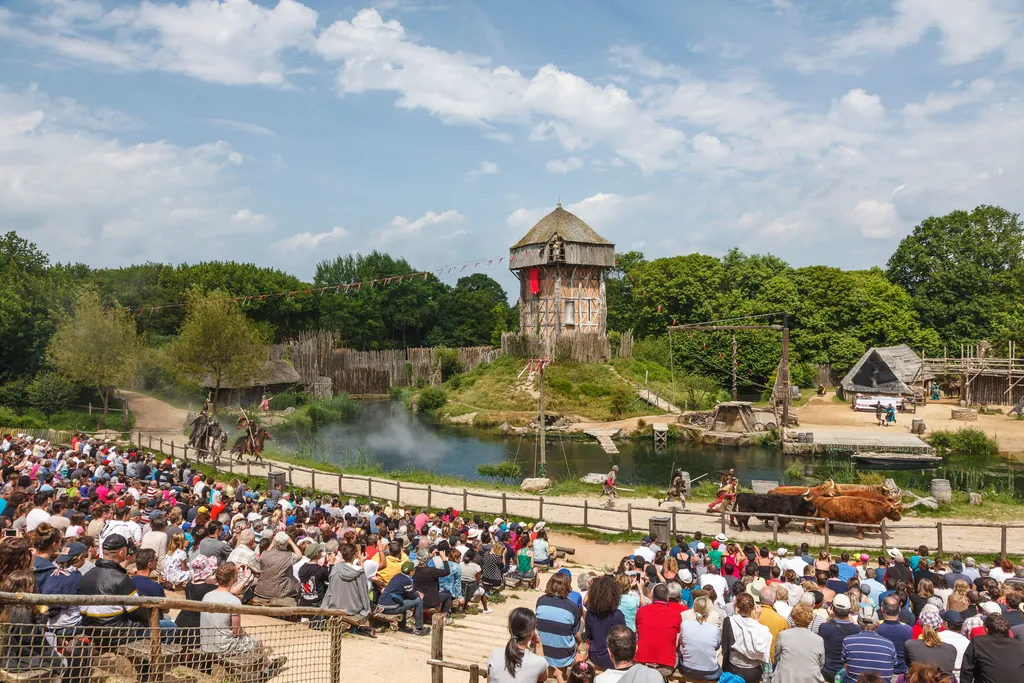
546,378,574,395
435,347,463,381
928,428,999,457
0,406,20,425
418,387,448,411
609,386,634,418
305,394,359,425
578,382,610,398
444,375,463,391
268,392,302,410
477,461,522,483
27,373,79,415
0,379,29,408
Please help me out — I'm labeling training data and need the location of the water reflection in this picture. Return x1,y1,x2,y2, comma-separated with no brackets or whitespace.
273,401,1024,499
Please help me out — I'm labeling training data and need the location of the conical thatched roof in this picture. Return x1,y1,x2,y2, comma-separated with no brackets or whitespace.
512,204,611,248
840,344,931,395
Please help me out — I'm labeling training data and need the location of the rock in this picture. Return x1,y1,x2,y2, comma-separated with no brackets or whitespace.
448,411,477,425
497,422,511,434
580,473,607,485
951,408,978,421
521,477,551,492
283,406,296,415
969,492,983,506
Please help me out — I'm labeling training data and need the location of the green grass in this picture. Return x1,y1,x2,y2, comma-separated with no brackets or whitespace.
611,358,726,411
0,405,134,433
428,355,660,421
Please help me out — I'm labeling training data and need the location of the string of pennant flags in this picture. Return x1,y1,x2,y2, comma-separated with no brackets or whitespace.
125,249,554,316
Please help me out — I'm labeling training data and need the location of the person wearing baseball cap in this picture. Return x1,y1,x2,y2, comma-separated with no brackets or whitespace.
819,593,861,681
41,542,89,632
378,560,428,635
78,534,152,629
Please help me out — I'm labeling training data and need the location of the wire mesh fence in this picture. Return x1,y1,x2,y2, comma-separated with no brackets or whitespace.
0,593,349,683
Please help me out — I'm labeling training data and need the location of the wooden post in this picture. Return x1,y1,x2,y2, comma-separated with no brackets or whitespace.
627,503,633,533
719,509,726,535
732,334,738,402
671,509,677,535
246,460,251,477
311,469,316,492
170,442,175,458
430,612,445,683
584,499,589,530
329,617,343,683
148,434,152,448
368,477,374,500
396,480,402,505
468,664,480,683
428,484,433,510
338,474,343,496
538,362,546,477
772,515,779,545
880,519,888,555
781,314,791,434
288,466,293,486
159,437,164,453
936,522,943,558
539,496,544,521
462,489,468,512
823,520,830,552
1001,526,1008,560
502,492,508,516
149,603,162,677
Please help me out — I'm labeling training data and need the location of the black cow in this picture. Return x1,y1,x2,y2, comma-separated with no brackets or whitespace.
732,493,815,532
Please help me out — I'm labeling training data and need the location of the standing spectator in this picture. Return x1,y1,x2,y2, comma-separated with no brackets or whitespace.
253,532,302,607
634,583,685,677
841,615,897,682
677,596,721,681
487,607,548,683
536,571,581,674
960,614,1024,683
878,596,914,675
904,610,957,676
772,603,825,683
583,576,627,670
722,593,772,683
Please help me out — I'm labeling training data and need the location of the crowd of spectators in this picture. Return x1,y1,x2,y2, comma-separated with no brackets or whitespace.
489,533,1024,683
3,432,1024,683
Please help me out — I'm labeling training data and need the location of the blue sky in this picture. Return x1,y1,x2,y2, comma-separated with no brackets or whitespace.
2,0,1022,295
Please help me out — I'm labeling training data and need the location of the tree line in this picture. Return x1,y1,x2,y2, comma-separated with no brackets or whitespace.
2,204,1022,408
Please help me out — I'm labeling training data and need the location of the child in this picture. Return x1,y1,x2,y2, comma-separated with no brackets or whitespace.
565,661,594,683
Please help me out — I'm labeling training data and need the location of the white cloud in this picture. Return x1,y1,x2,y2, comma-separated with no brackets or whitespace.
903,78,996,119
853,199,901,239
465,160,499,179
834,89,885,122
0,0,320,86
506,193,648,240
0,86,262,264
272,226,349,252
378,209,463,242
544,157,584,174
789,0,1022,72
316,9,685,172
203,118,277,136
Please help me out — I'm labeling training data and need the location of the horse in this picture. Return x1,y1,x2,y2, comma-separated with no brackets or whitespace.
230,427,271,462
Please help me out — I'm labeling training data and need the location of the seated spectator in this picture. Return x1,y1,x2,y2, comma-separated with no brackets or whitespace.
533,529,552,569
722,593,772,683
161,531,191,589
324,542,374,620
614,573,643,632
413,549,453,620
140,515,169,563
596,625,663,683
175,555,220,647
905,610,957,676
536,571,581,674
41,541,87,636
583,576,627,670
0,569,61,674
960,613,1024,683
757,584,789,661
201,562,285,677
677,596,721,681
772,603,824,683
253,532,302,607
131,548,176,631
380,561,429,636
841,614,896,682
487,607,548,683
635,583,685,678
462,549,492,614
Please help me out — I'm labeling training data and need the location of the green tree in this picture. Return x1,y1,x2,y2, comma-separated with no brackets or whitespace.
47,289,143,427
27,372,79,415
606,250,647,333
167,289,268,416
886,205,1024,346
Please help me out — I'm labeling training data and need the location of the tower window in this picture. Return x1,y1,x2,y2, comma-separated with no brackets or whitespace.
564,300,576,326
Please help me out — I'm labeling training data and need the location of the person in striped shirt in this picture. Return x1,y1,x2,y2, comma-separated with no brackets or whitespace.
535,572,581,675
842,614,897,682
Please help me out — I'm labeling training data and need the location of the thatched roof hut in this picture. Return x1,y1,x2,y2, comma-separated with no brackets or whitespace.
840,344,931,396
508,204,615,270
202,359,302,390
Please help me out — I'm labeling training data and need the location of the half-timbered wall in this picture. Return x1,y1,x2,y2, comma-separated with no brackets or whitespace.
517,264,607,337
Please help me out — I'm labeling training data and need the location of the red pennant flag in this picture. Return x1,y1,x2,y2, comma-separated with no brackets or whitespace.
474,262,479,268
288,291,297,297
488,259,493,265
461,264,467,271
657,305,662,313
498,257,504,263
303,289,311,295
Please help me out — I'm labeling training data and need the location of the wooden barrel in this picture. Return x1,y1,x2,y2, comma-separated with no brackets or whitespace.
805,432,814,443
931,478,952,504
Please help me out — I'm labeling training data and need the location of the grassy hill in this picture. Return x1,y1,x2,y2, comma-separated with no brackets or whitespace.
428,355,665,425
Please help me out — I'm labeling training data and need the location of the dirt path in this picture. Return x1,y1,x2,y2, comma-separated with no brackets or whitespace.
121,389,189,434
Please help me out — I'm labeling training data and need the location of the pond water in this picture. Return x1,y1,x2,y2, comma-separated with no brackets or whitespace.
273,400,1024,498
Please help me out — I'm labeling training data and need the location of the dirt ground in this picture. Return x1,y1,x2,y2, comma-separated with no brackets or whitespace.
798,393,1024,456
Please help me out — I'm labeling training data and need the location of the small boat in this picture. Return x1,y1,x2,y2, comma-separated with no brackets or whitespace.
851,452,942,468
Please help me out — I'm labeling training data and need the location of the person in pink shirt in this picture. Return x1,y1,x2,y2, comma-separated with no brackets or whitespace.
96,480,111,503
414,509,430,534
